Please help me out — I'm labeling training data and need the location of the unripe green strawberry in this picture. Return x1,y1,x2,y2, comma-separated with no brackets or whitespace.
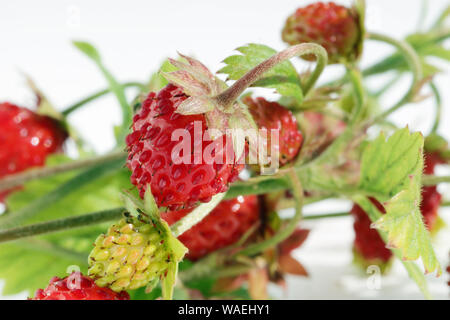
88,217,173,292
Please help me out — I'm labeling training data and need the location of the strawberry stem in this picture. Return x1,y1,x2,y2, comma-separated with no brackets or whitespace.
422,174,450,186
0,208,125,243
346,65,365,124
429,82,442,133
0,151,126,192
62,82,145,116
0,156,125,228
213,43,328,109
367,32,423,122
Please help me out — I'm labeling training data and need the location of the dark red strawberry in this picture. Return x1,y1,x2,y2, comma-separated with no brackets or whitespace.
161,195,259,260
282,2,362,64
0,102,67,202
421,152,444,230
126,84,243,210
243,97,303,166
351,198,393,264
31,272,129,300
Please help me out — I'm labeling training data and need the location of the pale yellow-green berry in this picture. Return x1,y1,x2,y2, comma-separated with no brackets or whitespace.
88,217,171,292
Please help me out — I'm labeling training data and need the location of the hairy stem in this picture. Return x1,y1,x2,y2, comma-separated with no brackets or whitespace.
0,208,125,243
367,32,423,123
0,151,126,192
213,43,328,109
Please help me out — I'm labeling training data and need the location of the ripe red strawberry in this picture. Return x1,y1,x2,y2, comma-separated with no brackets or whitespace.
126,84,243,210
161,195,259,260
243,97,303,166
0,102,67,202
351,198,393,265
282,2,362,64
31,272,129,300
421,151,444,230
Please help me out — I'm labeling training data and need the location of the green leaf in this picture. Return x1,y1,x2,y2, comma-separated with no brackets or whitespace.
73,41,101,63
374,178,441,275
0,155,133,296
353,195,433,299
358,128,441,275
218,43,303,103
359,128,423,199
420,45,450,61
0,155,126,228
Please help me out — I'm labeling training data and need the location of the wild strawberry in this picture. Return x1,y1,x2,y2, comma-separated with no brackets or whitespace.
0,102,67,201
351,198,393,270
162,195,259,260
282,2,363,64
243,97,303,166
31,272,129,300
421,151,444,230
126,83,243,210
88,216,177,292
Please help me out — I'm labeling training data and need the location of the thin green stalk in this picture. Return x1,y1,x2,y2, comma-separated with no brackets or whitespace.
234,169,303,257
303,211,349,220
226,175,290,199
0,208,125,243
368,32,423,123
62,82,145,116
346,65,365,124
431,6,450,29
422,175,450,186
73,41,133,144
429,82,441,133
442,201,450,207
362,28,450,78
0,156,125,228
0,151,126,192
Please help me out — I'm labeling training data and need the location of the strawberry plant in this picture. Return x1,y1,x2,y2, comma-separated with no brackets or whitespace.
0,0,449,300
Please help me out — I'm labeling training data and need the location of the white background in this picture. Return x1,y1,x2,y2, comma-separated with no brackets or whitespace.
0,0,449,299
